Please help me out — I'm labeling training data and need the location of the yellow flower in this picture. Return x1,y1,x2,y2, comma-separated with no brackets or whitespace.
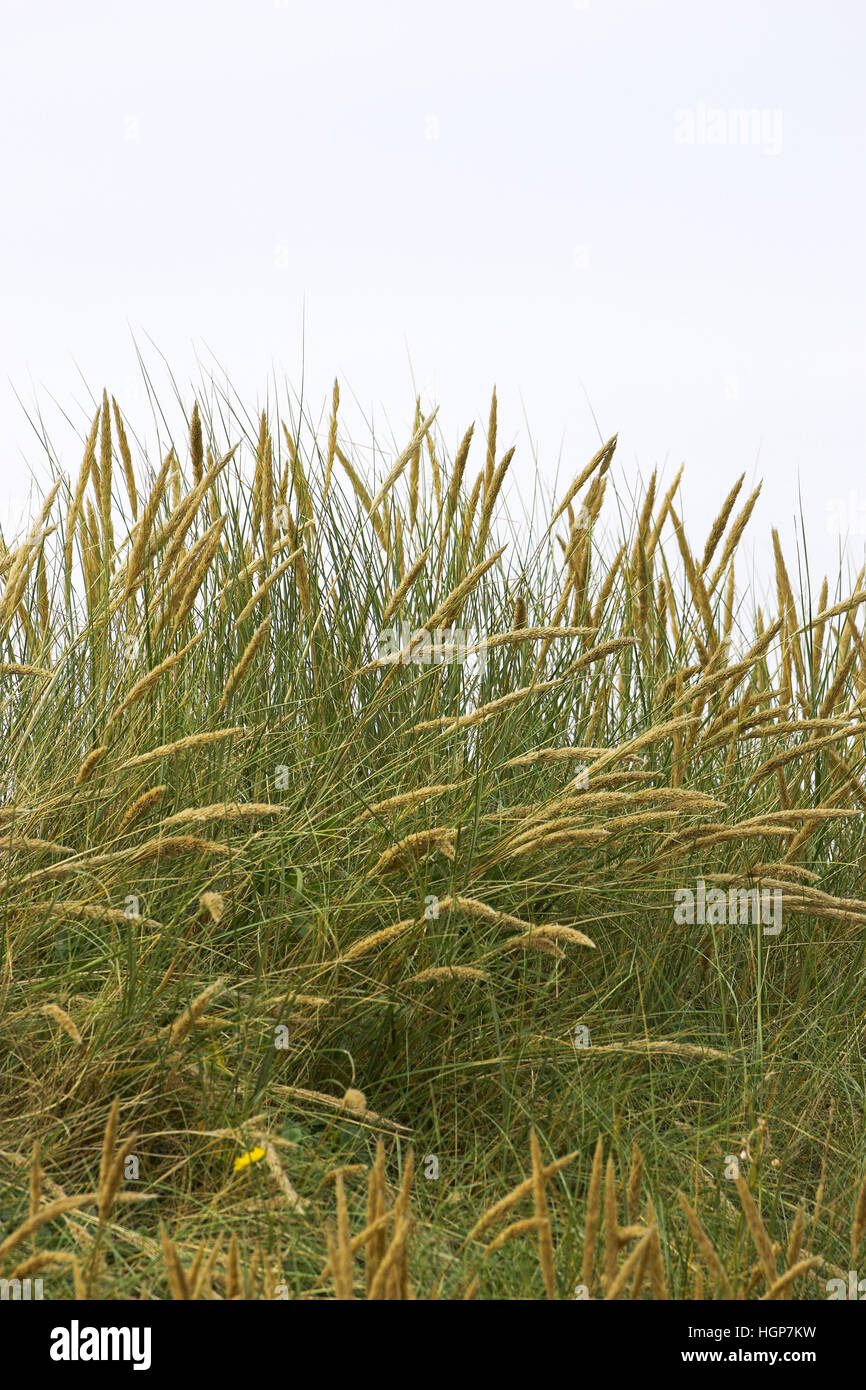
233,1146,266,1172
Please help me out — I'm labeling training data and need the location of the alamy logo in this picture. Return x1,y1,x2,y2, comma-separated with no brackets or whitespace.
826,493,866,535
49,1320,152,1372
826,1271,866,1300
673,879,783,936
377,623,487,672
0,1277,43,1299
674,103,783,156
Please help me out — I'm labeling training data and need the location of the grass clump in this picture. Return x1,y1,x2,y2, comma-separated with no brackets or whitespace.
2,373,866,1299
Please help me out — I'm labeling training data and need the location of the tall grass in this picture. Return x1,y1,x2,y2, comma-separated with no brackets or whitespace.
2,372,866,1299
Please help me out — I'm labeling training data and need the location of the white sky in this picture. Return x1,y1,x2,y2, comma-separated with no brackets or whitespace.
1,0,864,595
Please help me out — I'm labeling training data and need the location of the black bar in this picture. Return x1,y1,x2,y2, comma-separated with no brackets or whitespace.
5,1295,857,1377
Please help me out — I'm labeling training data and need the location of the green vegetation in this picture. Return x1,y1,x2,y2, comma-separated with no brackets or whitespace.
1,373,865,1299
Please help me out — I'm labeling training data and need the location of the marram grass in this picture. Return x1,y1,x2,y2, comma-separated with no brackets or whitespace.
2,377,866,1299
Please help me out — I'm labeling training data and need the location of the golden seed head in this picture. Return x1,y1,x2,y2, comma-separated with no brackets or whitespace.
199,891,225,923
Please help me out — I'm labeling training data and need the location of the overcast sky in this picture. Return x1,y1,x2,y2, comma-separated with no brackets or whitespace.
1,0,864,594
